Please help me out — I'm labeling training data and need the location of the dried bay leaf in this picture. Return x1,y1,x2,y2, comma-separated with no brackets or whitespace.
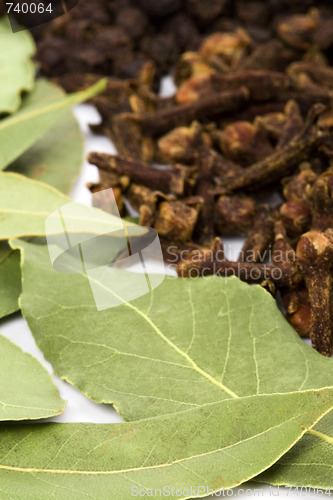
0,17,35,115
0,173,130,239
0,78,106,170
11,239,333,422
0,389,333,498
258,410,333,489
8,79,84,194
0,242,21,318
0,335,65,421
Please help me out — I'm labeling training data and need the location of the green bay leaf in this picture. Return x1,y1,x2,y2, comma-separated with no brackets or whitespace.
0,334,65,421
0,78,106,170
0,172,129,239
0,242,21,318
8,79,84,194
258,410,333,489
0,17,35,115
0,389,333,498
11,239,333,422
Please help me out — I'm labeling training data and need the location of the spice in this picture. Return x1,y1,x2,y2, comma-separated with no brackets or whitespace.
192,154,216,245
308,171,333,231
216,196,256,236
282,164,317,201
177,249,301,287
277,9,321,51
218,120,273,166
154,198,202,242
281,286,312,338
271,220,300,286
215,104,327,193
280,201,312,238
88,153,188,196
176,70,292,104
296,231,333,356
239,205,275,263
131,88,249,137
276,100,303,150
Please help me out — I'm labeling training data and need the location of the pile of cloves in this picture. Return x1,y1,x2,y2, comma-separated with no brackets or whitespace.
28,0,333,88
48,5,333,356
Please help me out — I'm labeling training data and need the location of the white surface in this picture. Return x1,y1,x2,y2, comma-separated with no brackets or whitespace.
0,103,323,499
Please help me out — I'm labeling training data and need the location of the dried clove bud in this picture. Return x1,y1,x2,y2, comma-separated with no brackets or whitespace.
138,204,155,227
282,164,317,201
307,170,333,231
174,51,214,86
287,61,333,90
239,205,275,263
157,123,244,182
176,74,212,105
199,29,252,72
192,155,216,246
216,196,256,236
88,153,188,196
177,250,301,287
277,9,321,51
210,70,292,102
271,220,302,288
160,238,214,266
280,200,312,238
216,104,327,193
126,184,173,214
219,120,273,166
242,39,300,72
254,112,287,141
176,70,292,104
154,198,202,242
132,87,250,137
157,123,205,163
108,113,155,163
296,230,333,356
276,100,303,150
281,286,312,337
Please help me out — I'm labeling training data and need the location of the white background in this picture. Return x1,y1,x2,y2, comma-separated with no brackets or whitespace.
1,86,326,498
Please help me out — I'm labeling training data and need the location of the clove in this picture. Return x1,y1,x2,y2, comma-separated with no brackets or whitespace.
238,205,275,263
88,153,188,196
215,104,327,192
130,88,250,136
296,230,333,356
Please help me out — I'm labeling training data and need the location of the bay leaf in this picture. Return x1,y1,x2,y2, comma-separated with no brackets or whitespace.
0,242,21,318
0,172,130,239
0,334,65,421
257,410,333,489
0,389,333,498
0,17,35,115
8,79,84,194
11,239,333,422
0,78,106,170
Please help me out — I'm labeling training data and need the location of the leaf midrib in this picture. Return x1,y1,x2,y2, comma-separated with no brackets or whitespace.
308,428,333,445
